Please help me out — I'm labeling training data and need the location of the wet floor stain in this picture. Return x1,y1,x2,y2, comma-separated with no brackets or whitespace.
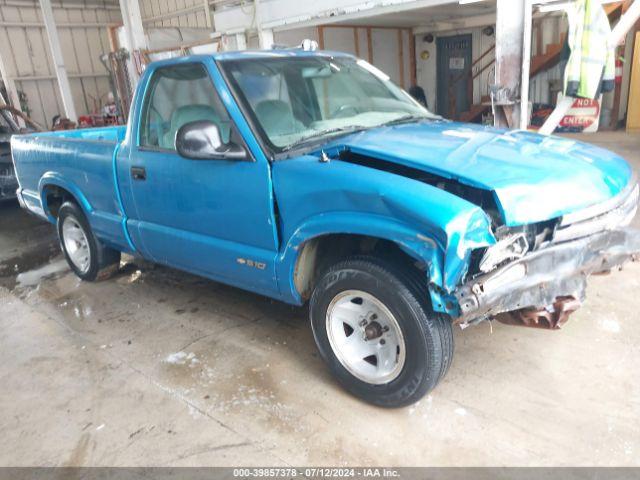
0,244,61,290
15,258,69,288
5,235,317,436
64,433,91,467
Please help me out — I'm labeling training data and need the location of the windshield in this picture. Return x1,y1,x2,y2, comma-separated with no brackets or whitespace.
221,56,438,151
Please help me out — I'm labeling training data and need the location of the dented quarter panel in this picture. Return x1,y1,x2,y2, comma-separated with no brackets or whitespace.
272,155,496,308
323,122,633,226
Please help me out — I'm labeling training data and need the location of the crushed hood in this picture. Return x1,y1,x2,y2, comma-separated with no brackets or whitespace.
323,121,633,226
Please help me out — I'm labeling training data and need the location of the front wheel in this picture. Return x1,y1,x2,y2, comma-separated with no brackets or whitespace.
57,201,121,281
310,256,453,407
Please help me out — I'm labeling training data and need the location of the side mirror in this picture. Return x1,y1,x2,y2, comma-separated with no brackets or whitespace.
175,120,246,160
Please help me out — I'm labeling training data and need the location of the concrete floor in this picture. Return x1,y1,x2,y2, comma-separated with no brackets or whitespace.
1,132,639,467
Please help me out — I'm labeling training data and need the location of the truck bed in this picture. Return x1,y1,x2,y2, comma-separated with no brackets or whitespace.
11,125,130,251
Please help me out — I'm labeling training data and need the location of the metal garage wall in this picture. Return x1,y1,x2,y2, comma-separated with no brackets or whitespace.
0,0,121,127
139,0,212,29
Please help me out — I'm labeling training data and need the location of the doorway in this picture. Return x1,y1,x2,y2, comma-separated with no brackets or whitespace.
436,34,472,119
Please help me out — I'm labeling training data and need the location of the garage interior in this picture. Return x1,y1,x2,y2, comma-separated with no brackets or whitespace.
1,0,640,470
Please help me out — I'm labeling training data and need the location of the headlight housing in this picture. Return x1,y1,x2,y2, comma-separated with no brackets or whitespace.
479,233,529,273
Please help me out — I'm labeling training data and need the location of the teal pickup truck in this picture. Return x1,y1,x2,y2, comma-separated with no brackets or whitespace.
11,49,640,407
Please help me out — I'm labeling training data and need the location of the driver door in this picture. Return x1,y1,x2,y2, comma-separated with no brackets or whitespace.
125,61,279,295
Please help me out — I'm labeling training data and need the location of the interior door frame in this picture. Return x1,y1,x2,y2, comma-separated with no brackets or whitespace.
436,33,473,119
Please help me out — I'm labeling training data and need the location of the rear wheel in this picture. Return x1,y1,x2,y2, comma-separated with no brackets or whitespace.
310,256,454,407
57,201,120,281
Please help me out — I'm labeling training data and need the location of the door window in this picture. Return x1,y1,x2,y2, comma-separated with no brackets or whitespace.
139,63,232,150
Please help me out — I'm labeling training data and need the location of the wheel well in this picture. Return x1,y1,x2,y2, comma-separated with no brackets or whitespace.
293,234,427,301
43,185,76,219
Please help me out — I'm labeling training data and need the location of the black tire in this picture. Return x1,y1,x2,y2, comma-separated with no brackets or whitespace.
57,201,121,281
309,256,454,408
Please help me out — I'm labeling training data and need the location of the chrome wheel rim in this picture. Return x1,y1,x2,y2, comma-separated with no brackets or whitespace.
326,290,406,385
62,216,90,274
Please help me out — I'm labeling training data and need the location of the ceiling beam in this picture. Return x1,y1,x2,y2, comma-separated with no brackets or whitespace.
413,12,495,33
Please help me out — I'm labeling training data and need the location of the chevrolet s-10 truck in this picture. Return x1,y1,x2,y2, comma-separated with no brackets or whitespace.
11,49,640,407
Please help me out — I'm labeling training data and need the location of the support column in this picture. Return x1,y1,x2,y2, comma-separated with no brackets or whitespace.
255,0,274,49
235,32,247,51
119,0,147,84
520,0,533,130
494,0,525,128
40,0,77,122
258,29,274,50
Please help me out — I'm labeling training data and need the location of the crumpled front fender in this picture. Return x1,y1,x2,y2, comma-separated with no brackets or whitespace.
273,156,496,311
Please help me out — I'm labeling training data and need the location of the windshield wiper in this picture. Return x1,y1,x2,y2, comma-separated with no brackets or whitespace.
380,114,430,127
281,125,367,151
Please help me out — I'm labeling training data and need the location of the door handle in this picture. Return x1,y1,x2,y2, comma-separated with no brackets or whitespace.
131,166,146,181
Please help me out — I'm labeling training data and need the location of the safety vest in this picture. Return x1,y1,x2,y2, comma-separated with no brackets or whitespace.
564,0,615,99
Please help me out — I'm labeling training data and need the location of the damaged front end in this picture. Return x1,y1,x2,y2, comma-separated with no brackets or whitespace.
454,180,640,329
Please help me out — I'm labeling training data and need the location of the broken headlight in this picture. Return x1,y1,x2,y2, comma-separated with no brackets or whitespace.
479,233,529,273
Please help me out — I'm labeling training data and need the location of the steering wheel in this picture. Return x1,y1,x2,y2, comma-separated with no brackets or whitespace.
329,104,360,119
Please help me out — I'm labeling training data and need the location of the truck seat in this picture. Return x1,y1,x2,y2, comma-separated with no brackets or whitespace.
255,100,304,139
161,104,231,150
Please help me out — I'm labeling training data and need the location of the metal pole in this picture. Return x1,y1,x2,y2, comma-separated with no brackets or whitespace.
39,0,77,122
255,0,274,49
235,32,247,50
258,29,274,49
494,0,525,128
119,0,147,84
610,0,640,47
539,95,574,135
520,0,533,130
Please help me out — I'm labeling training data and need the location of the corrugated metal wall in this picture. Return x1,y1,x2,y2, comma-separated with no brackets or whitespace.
0,0,121,127
139,0,211,29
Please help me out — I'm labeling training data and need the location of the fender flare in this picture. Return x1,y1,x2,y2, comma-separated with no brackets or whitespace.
38,172,93,223
275,211,453,310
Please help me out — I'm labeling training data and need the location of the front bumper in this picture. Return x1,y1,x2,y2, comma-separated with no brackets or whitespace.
455,227,640,324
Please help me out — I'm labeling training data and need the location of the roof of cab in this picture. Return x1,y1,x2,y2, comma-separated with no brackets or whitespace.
148,48,356,68
214,48,355,61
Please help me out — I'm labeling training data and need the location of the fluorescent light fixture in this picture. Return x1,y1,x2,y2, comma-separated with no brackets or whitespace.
459,0,487,4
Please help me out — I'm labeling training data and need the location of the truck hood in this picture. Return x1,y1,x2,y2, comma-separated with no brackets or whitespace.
322,121,633,226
